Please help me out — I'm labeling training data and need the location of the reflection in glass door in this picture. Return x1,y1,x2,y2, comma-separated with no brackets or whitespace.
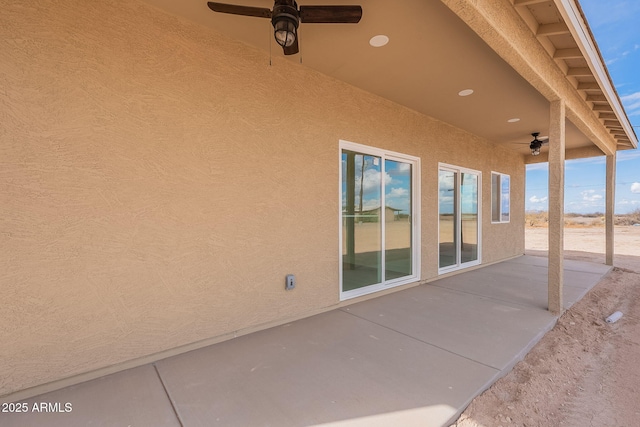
340,142,419,299
385,159,413,281
461,173,479,264
342,150,382,291
439,165,480,272
438,170,457,268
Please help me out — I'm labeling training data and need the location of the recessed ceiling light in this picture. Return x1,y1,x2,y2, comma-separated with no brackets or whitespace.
507,118,521,123
369,35,389,47
458,89,474,97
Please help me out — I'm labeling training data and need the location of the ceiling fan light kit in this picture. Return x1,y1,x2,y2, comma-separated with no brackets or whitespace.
512,132,548,156
273,17,298,48
529,132,548,156
272,2,299,48
207,1,362,55
530,143,541,156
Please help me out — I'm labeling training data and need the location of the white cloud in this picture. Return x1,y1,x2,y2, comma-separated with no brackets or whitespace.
359,169,391,194
567,157,605,166
529,195,548,203
621,91,640,115
631,182,640,193
526,163,548,172
621,92,640,102
386,162,411,183
618,199,640,205
581,190,603,202
361,199,381,211
387,187,408,198
440,195,454,203
618,151,640,162
396,163,411,173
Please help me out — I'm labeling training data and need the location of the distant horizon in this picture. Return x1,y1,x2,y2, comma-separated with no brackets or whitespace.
525,209,639,215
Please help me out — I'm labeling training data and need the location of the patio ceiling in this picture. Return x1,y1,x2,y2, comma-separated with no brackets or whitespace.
140,0,637,158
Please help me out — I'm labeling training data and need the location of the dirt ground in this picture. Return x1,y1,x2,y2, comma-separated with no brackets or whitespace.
451,226,640,427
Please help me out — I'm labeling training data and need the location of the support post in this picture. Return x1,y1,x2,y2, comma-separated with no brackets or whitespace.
606,153,616,266
548,100,566,314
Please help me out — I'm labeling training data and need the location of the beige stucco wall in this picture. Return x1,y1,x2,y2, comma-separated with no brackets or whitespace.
0,0,524,397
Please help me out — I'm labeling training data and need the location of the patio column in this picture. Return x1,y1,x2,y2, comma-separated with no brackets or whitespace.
548,99,566,314
605,152,616,265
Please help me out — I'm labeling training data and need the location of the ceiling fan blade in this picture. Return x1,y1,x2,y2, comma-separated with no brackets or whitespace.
283,36,299,55
299,5,362,23
207,2,272,18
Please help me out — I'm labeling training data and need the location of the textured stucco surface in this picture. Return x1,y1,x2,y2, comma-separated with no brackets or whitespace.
1,0,524,396
548,99,567,314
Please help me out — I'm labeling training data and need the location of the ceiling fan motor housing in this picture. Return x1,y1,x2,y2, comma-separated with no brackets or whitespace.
530,133,542,155
272,0,300,47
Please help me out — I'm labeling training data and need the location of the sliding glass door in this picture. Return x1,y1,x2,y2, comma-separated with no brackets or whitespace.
385,159,414,281
460,172,479,264
438,164,481,272
438,170,457,269
342,150,382,291
340,141,420,299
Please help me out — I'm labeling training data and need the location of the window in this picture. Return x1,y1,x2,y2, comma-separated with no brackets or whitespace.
340,141,420,300
491,172,510,223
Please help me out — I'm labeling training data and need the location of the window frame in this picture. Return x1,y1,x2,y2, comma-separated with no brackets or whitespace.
491,171,511,224
339,140,421,301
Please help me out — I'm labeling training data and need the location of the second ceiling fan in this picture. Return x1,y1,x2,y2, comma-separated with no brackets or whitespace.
511,132,549,156
207,1,363,55
528,132,549,156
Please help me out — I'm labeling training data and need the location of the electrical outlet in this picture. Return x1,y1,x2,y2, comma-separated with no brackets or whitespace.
285,274,295,290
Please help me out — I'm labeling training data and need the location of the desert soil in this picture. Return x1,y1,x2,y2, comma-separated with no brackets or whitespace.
451,226,640,427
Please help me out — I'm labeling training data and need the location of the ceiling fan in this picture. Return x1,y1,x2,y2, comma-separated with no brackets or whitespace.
513,132,549,156
206,1,363,55
528,132,549,156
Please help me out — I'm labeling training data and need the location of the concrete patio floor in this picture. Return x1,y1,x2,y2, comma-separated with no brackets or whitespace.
1,255,611,427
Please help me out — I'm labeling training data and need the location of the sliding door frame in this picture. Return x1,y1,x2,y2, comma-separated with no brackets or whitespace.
339,140,421,301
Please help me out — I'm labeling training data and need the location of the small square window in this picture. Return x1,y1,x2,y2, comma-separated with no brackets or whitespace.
491,172,510,223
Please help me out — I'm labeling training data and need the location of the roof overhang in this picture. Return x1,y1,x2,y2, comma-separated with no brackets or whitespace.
141,0,638,159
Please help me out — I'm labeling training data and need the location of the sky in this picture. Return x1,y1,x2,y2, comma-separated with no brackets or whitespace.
525,0,640,214
341,153,412,215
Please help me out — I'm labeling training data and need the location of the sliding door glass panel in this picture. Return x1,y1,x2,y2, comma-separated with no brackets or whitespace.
491,173,500,222
461,172,479,264
342,151,382,291
385,159,412,280
439,170,457,268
